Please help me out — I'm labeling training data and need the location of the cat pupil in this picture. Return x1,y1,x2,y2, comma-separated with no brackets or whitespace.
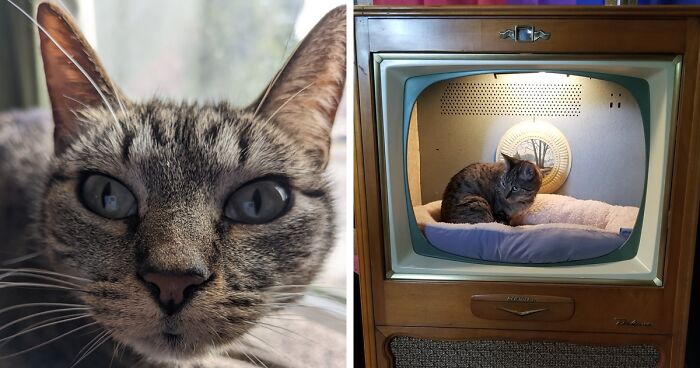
101,182,118,211
243,188,263,217
252,188,262,215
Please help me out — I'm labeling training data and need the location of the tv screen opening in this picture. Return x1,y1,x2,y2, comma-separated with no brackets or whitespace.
374,54,680,285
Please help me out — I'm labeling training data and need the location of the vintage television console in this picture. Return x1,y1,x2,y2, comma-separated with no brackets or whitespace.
354,6,700,368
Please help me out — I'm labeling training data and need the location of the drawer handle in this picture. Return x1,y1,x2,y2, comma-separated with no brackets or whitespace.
500,26,550,42
498,307,549,317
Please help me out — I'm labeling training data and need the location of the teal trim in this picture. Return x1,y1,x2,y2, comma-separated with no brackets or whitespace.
402,70,650,266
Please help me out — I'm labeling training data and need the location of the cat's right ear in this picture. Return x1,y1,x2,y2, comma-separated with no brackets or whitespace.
37,2,123,154
501,152,517,170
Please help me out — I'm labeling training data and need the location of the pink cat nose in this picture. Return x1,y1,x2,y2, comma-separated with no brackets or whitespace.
140,271,207,314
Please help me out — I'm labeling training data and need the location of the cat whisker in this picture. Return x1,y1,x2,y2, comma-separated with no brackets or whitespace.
259,315,305,321
260,302,343,314
262,82,315,126
62,95,92,111
0,268,92,283
3,0,121,125
0,307,90,334
0,282,85,293
260,286,307,294
262,284,342,290
251,353,269,368
0,321,98,360
263,311,316,319
241,351,259,367
108,340,122,368
75,326,103,339
262,291,309,296
0,272,85,289
265,310,345,325
243,320,315,345
260,286,346,303
0,251,44,266
0,312,90,351
0,310,92,342
243,330,293,363
0,302,88,318
263,291,343,300
247,351,269,368
70,329,111,368
235,342,268,368
14,313,89,333
70,329,105,366
250,26,298,116
261,301,345,335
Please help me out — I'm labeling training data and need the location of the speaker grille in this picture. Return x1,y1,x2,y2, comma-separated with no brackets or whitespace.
389,336,659,368
440,82,582,117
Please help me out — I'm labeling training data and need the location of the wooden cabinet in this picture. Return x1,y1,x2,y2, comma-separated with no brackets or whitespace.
354,6,700,368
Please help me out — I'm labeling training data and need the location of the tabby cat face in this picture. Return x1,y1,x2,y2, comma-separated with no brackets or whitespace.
499,153,542,203
35,2,345,363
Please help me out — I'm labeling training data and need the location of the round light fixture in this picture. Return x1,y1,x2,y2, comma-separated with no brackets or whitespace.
495,120,571,193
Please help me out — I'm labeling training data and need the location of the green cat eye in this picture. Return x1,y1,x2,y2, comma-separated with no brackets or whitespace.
81,174,137,219
225,179,290,224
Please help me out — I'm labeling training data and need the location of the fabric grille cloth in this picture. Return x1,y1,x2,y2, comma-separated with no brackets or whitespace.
389,336,660,368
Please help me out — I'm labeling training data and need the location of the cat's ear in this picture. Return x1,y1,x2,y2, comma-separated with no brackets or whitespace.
37,2,124,154
501,152,518,170
252,6,346,170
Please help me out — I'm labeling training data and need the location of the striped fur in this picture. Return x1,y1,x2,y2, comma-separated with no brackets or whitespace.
0,2,345,367
441,154,542,225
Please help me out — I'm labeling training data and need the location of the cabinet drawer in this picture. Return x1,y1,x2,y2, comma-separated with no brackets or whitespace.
367,18,685,53
380,281,668,335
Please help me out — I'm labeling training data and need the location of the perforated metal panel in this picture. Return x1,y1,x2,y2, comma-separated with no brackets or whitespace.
440,82,582,117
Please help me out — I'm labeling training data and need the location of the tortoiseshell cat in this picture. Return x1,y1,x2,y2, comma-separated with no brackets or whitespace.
441,153,542,225
0,2,345,367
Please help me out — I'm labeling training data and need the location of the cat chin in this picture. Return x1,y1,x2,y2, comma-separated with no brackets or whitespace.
122,335,222,364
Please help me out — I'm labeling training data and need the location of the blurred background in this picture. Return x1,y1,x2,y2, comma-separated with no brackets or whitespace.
0,0,347,365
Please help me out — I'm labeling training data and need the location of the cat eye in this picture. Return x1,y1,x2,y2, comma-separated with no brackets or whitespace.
81,174,137,219
224,179,290,224
511,186,520,192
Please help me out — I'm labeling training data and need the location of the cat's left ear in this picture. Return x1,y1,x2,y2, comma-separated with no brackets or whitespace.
252,6,346,170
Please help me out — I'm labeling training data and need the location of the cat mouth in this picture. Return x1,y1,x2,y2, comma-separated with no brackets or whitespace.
153,324,194,351
162,332,182,346
161,325,182,343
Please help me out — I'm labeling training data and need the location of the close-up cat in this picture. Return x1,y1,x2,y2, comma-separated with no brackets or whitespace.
0,1,346,367
441,153,542,225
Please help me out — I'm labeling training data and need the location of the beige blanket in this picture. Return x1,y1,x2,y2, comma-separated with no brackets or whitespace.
415,194,639,233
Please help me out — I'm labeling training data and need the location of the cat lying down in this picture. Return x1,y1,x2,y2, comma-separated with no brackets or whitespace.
414,194,639,263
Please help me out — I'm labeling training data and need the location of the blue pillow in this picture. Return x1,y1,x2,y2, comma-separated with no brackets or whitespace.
423,222,628,264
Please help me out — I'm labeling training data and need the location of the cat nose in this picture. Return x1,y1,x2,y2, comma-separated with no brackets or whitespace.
139,271,208,315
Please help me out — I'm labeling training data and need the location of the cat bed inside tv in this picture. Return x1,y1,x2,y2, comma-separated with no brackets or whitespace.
414,194,638,263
